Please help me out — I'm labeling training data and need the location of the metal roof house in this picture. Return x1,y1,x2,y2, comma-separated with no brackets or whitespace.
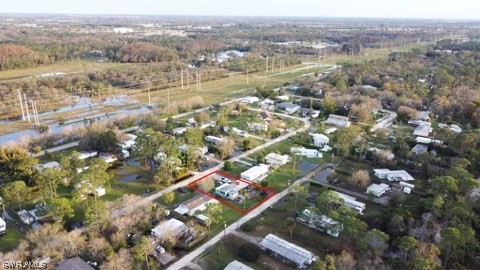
260,234,316,268
297,209,342,237
290,147,322,158
276,103,301,115
332,191,366,215
205,135,225,145
151,218,188,239
310,133,329,147
373,169,415,182
366,183,390,197
241,164,270,182
174,194,217,216
413,124,432,137
264,153,289,168
56,257,93,270
0,217,6,235
325,114,351,128
411,144,428,155
242,96,260,104
224,260,254,270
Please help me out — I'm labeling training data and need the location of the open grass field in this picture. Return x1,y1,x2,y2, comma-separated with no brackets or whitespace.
0,61,131,81
0,223,24,252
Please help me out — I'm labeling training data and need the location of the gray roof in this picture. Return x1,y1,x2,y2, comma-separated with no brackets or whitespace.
56,257,94,270
224,260,254,270
260,234,314,267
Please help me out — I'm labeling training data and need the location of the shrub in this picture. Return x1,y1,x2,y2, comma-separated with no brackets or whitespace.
240,223,255,232
238,243,261,261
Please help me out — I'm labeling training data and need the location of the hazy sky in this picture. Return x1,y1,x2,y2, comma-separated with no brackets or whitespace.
2,0,480,20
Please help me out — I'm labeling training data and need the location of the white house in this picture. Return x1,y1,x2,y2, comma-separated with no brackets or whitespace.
205,135,225,145
332,191,366,215
325,114,350,128
413,123,432,137
264,153,289,168
232,127,248,137
118,134,137,149
151,218,188,239
275,95,290,102
276,103,301,115
78,151,98,160
174,194,217,216
368,147,395,160
310,133,329,147
17,210,35,224
366,183,390,197
324,128,337,134
449,124,462,134
215,181,248,200
173,127,188,135
373,169,415,182
0,217,6,235
241,164,269,182
290,147,322,158
178,144,208,156
99,153,117,163
415,137,443,145
260,234,316,268
242,96,260,104
35,161,60,173
247,122,268,132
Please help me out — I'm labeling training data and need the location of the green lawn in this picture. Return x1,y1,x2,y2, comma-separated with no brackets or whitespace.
0,222,24,252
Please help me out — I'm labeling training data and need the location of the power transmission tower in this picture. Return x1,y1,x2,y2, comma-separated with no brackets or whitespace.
23,93,30,122
17,89,25,120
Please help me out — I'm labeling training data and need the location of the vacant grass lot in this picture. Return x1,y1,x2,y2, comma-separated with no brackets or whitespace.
0,223,24,252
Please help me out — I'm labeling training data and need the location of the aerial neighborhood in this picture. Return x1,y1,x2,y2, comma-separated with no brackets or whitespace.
0,10,480,270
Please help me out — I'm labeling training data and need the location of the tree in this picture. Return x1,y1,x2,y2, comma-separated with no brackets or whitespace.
203,203,223,237
412,242,440,270
360,229,390,257
313,254,336,270
163,192,175,205
185,128,204,146
1,181,30,210
429,176,458,197
342,215,368,246
243,137,253,151
216,106,231,128
194,111,210,124
395,236,419,262
47,197,74,223
224,161,233,171
132,236,153,270
334,250,356,270
440,225,477,267
290,184,308,210
100,248,132,270
350,170,371,188
238,243,260,262
217,137,235,159
335,128,357,157
285,217,296,238
35,168,67,201
0,146,38,183
390,190,407,206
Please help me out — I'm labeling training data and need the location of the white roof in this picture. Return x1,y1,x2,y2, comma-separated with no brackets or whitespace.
0,217,5,228
151,218,188,239
265,153,289,163
310,133,329,143
367,183,390,196
241,164,269,180
260,234,315,267
374,169,414,181
324,128,337,134
332,191,366,212
224,260,254,270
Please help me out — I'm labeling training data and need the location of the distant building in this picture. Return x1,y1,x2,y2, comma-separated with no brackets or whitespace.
290,147,322,158
332,191,366,214
264,153,289,168
413,123,432,137
415,137,443,145
56,257,94,270
366,183,390,197
325,114,350,128
174,194,217,216
259,99,275,111
297,209,342,237
99,153,118,163
241,164,270,182
224,260,254,270
373,169,414,182
205,135,225,145
151,218,188,239
411,144,428,155
242,96,260,104
173,127,188,135
324,127,337,134
368,147,395,160
35,161,61,173
247,121,268,132
276,103,301,115
232,127,248,137
310,133,329,147
78,151,98,160
260,111,273,121
260,234,316,268
300,108,320,118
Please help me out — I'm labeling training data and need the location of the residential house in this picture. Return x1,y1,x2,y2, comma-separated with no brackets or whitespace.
174,194,217,216
332,191,366,214
242,96,260,104
151,218,188,239
415,137,443,145
413,123,432,137
173,127,188,135
232,127,248,137
276,103,301,115
215,181,248,200
400,182,415,194
366,183,390,197
368,147,395,160
35,161,61,173
275,95,290,102
259,99,275,111
373,169,415,182
178,144,208,156
247,121,268,132
78,151,98,160
310,133,329,147
297,209,342,237
17,209,35,224
56,257,94,270
411,144,428,155
99,153,118,163
260,111,273,121
325,114,351,128
205,135,225,145
241,164,269,182
118,133,137,150
324,128,337,134
290,147,322,158
264,153,289,168
224,260,254,270
260,234,316,268
300,108,320,118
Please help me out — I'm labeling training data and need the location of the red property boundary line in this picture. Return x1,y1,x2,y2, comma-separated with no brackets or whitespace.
187,170,277,215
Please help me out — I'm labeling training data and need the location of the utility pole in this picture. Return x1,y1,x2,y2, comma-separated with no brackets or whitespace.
271,56,275,73
246,68,249,85
30,100,37,125
147,81,151,107
23,93,30,122
186,69,190,89
17,89,25,120
181,67,184,90
34,101,40,126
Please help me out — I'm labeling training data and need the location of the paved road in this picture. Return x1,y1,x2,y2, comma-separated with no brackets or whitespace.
166,163,330,270
370,109,397,132
111,109,310,219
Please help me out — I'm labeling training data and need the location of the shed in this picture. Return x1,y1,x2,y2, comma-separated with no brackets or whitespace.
366,183,390,197
260,234,315,268
241,164,269,182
